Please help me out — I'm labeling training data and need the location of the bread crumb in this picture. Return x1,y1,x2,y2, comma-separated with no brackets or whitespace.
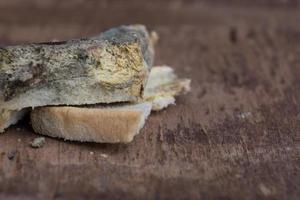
89,151,94,155
30,137,45,148
17,138,21,142
100,153,108,158
16,128,21,131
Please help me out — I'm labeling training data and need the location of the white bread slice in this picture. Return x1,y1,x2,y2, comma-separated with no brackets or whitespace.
30,66,190,143
31,103,152,143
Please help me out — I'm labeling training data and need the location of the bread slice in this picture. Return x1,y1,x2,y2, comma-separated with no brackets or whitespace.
0,25,154,132
30,66,190,143
31,103,152,143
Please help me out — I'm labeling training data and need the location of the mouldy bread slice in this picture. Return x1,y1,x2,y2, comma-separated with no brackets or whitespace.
0,25,154,132
31,103,152,143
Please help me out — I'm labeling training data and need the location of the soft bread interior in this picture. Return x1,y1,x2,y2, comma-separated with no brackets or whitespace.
144,66,191,111
31,103,152,143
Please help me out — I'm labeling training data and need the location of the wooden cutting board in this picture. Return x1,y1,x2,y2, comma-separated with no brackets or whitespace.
0,1,299,199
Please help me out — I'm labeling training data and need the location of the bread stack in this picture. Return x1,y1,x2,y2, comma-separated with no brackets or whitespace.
0,25,190,143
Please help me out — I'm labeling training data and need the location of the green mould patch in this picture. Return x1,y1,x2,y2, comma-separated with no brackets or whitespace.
0,48,12,65
3,63,44,101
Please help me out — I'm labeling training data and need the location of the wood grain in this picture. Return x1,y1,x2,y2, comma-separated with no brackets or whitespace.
0,1,299,199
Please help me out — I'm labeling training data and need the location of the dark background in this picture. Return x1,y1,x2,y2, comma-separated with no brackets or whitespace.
0,1,300,199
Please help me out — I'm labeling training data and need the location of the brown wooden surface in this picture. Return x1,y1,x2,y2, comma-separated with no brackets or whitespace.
0,1,300,199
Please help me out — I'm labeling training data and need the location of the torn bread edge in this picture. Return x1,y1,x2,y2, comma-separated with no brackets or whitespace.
29,66,190,143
